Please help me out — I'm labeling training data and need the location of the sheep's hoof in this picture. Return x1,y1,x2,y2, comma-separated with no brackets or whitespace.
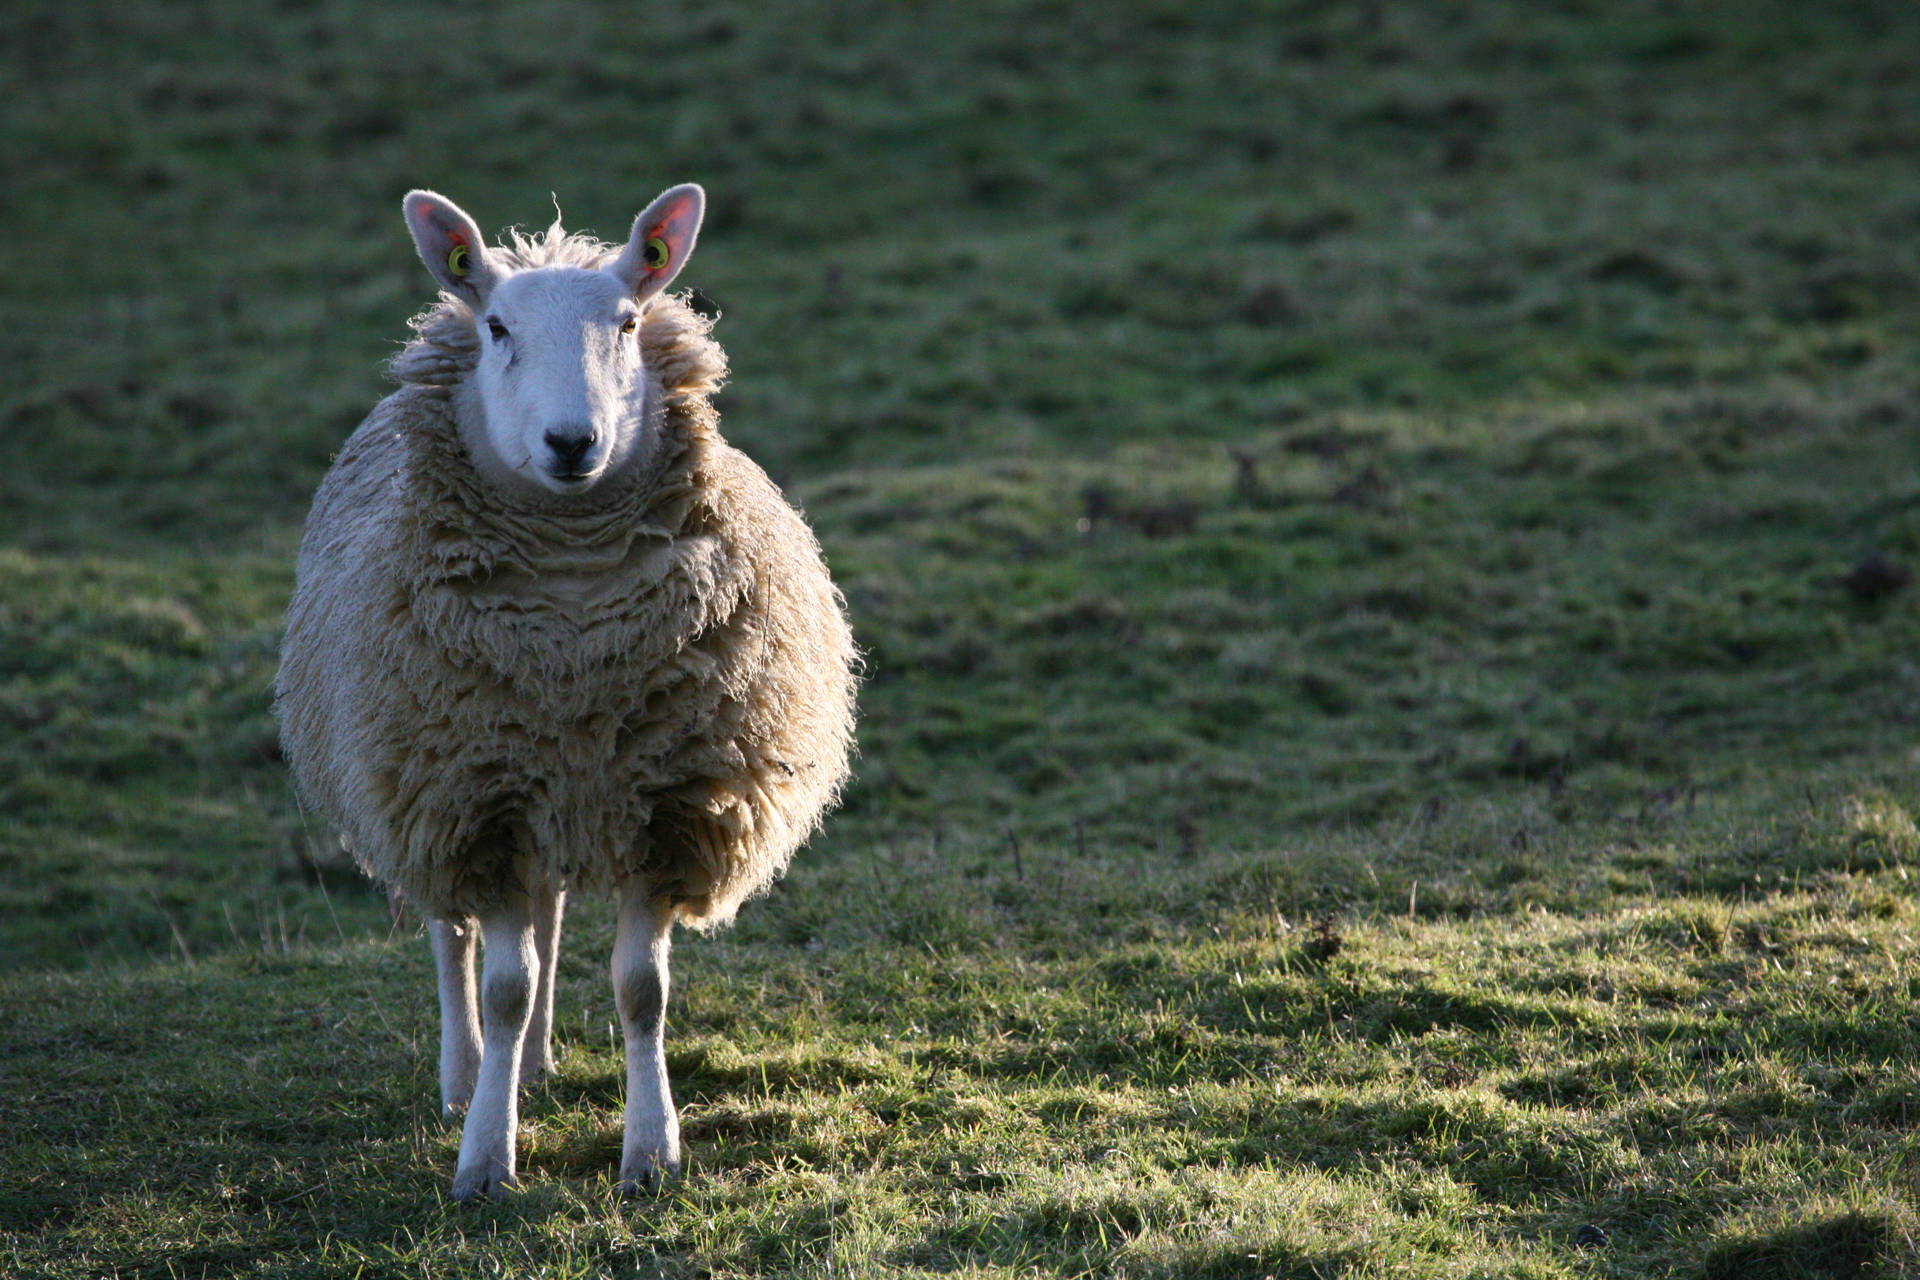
450,1164,520,1203
616,1156,681,1198
440,1076,477,1123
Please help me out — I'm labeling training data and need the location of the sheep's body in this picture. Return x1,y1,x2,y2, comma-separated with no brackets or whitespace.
279,282,849,926
276,187,856,1199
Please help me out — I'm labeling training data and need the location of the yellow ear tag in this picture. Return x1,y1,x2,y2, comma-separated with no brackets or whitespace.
447,243,471,278
642,236,670,271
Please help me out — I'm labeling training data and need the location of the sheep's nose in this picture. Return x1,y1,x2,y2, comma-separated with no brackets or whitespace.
544,427,598,472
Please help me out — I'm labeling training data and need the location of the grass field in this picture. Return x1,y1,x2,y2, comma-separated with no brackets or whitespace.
4,1,1920,1275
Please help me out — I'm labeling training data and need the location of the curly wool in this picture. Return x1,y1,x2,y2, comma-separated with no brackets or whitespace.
276,225,857,925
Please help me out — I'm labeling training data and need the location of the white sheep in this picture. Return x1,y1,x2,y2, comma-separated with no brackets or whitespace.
275,185,858,1200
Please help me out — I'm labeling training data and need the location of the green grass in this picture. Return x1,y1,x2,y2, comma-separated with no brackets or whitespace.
6,0,1920,1274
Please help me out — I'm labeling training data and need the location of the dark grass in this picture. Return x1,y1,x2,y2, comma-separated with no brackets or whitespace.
5,0,1920,1275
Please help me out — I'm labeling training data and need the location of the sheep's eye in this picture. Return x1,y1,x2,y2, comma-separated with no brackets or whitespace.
619,316,638,336
641,235,670,270
486,318,509,342
447,244,471,278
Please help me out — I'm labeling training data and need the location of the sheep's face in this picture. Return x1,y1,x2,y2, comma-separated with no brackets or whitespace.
402,185,707,499
470,267,650,494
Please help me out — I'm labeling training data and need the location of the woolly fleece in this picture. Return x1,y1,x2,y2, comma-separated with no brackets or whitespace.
276,224,857,926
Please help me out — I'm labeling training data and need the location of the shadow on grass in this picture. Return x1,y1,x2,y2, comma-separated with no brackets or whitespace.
1699,1210,1896,1280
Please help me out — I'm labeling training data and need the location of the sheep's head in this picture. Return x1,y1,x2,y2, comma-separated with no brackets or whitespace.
402,185,706,497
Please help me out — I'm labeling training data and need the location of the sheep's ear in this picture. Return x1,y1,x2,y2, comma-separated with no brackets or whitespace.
609,183,705,305
403,190,499,308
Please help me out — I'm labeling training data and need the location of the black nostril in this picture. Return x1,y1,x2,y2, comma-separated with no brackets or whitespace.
543,428,597,470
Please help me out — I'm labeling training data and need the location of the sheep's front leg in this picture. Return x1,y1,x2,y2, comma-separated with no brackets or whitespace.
431,917,483,1120
521,885,565,1083
451,898,537,1201
613,884,679,1194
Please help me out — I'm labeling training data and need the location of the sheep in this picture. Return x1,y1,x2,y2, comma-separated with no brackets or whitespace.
275,184,858,1200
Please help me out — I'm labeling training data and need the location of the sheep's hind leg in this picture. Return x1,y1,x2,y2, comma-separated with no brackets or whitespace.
613,884,680,1194
451,897,538,1201
520,884,565,1083
431,917,483,1120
